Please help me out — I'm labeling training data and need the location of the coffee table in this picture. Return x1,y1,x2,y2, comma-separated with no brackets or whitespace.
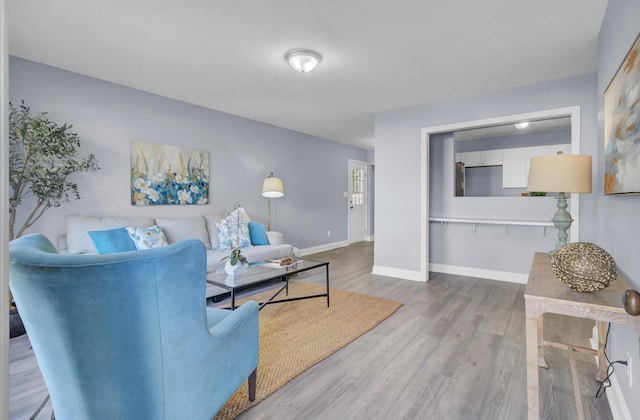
207,259,330,310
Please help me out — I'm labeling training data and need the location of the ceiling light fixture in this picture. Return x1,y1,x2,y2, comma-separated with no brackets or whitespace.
285,49,322,73
515,122,530,130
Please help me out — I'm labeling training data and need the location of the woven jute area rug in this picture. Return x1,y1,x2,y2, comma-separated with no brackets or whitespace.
213,282,402,419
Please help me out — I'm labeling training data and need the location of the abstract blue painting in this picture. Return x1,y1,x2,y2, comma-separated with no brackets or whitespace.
131,141,209,205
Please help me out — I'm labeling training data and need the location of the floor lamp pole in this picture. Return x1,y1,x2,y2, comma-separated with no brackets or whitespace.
267,197,271,231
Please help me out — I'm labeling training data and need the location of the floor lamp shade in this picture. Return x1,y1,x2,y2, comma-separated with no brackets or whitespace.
262,175,284,198
262,173,284,231
527,153,592,253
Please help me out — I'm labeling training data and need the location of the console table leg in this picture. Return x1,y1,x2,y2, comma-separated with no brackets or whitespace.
526,315,541,419
537,315,548,368
596,321,608,381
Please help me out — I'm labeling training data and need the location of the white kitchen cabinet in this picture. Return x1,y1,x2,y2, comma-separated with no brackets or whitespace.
501,144,571,188
461,149,502,167
502,148,527,188
482,149,503,166
460,151,482,166
525,146,552,186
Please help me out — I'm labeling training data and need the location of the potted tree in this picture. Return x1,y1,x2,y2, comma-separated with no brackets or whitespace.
8,101,99,337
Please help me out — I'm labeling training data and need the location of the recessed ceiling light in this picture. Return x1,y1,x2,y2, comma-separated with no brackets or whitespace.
515,122,530,129
284,49,322,73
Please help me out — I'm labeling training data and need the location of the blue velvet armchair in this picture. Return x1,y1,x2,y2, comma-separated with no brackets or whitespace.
9,234,258,419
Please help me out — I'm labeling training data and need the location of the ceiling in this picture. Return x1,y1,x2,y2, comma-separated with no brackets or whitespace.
454,116,572,142
7,1,608,150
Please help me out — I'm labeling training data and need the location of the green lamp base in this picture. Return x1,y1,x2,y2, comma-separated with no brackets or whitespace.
550,192,573,254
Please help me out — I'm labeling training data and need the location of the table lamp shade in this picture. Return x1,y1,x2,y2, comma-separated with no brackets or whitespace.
262,176,284,198
527,154,592,193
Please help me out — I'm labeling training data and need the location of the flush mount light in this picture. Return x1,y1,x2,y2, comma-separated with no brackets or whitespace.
285,49,322,73
515,122,530,129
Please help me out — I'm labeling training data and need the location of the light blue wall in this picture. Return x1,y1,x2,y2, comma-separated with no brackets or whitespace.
8,57,367,249
375,73,597,275
367,148,375,236
597,0,640,413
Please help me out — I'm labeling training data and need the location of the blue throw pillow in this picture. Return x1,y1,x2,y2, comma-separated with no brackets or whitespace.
88,227,137,254
248,222,269,246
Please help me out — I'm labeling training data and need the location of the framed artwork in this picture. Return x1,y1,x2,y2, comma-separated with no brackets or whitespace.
131,141,209,205
604,32,640,195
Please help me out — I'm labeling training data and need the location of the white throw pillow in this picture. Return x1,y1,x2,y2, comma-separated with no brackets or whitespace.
154,216,212,250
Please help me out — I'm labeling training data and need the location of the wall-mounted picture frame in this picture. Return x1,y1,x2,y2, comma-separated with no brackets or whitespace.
604,32,640,195
131,141,209,205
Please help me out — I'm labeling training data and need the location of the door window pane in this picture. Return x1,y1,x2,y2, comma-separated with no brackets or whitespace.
351,169,364,205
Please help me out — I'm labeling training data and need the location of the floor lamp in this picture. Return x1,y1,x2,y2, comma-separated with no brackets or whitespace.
527,152,592,254
262,172,284,231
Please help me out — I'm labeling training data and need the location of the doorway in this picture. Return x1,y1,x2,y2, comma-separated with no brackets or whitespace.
421,106,582,282
348,159,367,243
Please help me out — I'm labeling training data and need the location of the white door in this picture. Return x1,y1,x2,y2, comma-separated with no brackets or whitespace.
348,160,367,243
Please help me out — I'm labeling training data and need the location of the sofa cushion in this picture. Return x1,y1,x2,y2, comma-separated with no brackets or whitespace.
125,225,169,250
66,215,155,254
155,216,211,250
203,215,220,250
248,222,269,246
88,227,137,254
266,231,285,246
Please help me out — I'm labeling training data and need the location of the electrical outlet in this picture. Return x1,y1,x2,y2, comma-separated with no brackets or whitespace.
327,230,331,238
627,352,633,388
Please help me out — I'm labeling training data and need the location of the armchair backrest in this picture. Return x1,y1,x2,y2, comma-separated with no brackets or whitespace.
9,234,216,419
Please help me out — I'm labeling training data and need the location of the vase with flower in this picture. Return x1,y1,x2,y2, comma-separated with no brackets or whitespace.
220,203,250,275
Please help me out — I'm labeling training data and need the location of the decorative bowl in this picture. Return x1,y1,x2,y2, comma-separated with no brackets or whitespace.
551,242,617,293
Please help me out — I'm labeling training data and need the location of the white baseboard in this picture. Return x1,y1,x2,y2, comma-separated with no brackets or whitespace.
590,327,633,420
298,240,349,256
365,234,374,242
371,265,423,282
429,263,529,284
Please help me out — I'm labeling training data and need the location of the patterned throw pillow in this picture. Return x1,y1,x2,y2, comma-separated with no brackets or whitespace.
216,207,251,251
125,225,169,250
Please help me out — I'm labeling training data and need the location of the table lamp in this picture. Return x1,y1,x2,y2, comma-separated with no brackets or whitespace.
262,172,284,231
527,152,592,253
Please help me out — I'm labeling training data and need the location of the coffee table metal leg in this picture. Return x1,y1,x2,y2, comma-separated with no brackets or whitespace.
231,290,236,310
326,264,330,307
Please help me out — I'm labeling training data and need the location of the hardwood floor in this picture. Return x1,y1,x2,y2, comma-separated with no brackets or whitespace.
9,241,614,419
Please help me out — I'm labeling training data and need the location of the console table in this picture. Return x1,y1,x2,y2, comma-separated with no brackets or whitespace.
524,252,640,420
